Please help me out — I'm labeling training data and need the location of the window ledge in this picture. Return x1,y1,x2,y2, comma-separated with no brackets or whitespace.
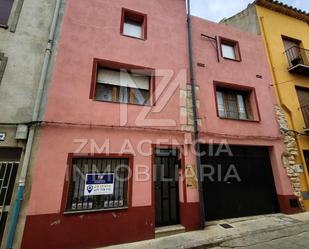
121,33,146,41
222,57,241,62
0,24,8,29
218,116,260,123
64,206,129,215
93,98,151,107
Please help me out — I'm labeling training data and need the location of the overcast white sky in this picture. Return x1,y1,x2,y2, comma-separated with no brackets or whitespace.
190,0,309,22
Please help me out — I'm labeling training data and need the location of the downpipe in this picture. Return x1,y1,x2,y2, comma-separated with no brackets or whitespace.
186,0,206,229
5,0,62,248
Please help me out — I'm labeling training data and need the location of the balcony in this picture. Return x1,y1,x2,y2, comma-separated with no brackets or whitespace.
284,46,309,75
301,105,309,133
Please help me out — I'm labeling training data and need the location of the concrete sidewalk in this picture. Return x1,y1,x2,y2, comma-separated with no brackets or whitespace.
101,212,309,249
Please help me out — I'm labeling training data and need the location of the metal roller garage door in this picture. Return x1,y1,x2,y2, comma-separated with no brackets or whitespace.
201,145,279,221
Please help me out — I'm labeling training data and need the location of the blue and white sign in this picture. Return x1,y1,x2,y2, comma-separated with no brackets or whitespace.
84,173,114,196
0,132,6,141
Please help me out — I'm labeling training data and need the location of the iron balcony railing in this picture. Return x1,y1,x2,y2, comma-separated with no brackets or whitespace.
301,104,309,129
284,46,309,72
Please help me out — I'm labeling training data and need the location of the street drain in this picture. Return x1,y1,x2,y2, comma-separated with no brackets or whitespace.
219,223,233,229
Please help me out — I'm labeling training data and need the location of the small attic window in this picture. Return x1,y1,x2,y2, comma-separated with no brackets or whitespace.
121,8,147,40
220,37,241,61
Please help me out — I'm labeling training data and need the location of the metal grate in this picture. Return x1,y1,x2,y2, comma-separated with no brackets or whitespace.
0,161,19,243
66,158,129,212
284,46,309,69
220,223,233,229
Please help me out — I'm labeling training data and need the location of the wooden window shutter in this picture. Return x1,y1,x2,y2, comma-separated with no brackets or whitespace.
296,88,309,107
244,93,253,120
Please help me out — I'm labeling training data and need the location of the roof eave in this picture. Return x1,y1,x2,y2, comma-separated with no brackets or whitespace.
255,0,309,22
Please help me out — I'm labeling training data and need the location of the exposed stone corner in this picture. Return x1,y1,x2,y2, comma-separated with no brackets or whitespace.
275,105,304,210
179,85,195,132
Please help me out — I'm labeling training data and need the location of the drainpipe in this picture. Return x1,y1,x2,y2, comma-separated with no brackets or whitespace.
259,17,309,195
5,0,62,248
186,0,205,229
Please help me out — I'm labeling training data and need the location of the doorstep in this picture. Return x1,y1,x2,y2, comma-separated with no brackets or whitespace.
155,224,186,238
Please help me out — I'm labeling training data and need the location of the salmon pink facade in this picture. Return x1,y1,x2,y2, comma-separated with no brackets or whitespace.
20,1,301,249
21,1,199,248
192,17,297,208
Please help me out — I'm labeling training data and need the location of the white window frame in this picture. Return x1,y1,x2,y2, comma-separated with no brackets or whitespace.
123,20,143,39
221,43,236,60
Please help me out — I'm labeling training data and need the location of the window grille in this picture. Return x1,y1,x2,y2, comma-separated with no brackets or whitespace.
0,161,19,242
66,158,129,212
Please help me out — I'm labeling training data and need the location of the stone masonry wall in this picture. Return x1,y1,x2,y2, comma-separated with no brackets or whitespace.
180,84,200,132
276,106,303,209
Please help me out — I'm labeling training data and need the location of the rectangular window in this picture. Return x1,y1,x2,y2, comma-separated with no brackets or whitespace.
296,87,309,129
66,157,129,212
94,68,150,105
0,0,14,27
220,37,241,61
304,151,309,173
216,88,251,120
282,37,300,51
123,20,142,38
121,8,147,40
221,44,236,60
282,36,304,68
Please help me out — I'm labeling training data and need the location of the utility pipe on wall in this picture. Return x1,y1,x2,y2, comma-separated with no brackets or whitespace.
186,0,206,229
5,0,62,248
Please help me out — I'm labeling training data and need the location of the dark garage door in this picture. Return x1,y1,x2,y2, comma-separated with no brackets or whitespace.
201,145,279,221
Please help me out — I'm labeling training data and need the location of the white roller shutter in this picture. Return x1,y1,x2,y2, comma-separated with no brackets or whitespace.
97,69,149,90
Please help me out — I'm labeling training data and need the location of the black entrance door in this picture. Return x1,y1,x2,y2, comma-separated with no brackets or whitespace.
201,145,279,221
155,148,180,227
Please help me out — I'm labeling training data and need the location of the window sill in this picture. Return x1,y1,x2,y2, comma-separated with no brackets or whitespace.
218,116,260,123
93,98,152,107
222,57,241,62
64,206,129,215
0,24,8,29
121,33,146,41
